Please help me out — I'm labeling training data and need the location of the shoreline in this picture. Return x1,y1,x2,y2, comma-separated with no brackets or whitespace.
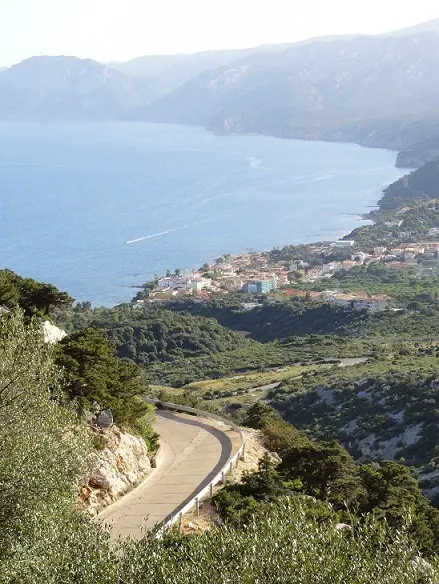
210,126,421,171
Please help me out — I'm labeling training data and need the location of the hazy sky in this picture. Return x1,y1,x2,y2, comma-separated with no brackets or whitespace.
1,0,439,66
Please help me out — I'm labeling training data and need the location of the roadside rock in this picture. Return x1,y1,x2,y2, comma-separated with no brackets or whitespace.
80,426,152,514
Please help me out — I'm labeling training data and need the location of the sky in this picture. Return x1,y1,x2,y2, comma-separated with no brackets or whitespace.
1,0,439,66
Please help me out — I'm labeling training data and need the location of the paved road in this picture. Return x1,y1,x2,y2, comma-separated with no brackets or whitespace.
99,410,241,540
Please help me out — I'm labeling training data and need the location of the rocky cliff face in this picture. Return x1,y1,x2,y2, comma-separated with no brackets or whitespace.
42,320,67,344
80,426,152,514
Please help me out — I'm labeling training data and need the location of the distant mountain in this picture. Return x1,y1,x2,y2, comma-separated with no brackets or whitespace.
0,56,156,121
392,17,439,36
108,36,362,96
108,54,186,78
108,45,301,96
127,32,439,158
3,19,439,161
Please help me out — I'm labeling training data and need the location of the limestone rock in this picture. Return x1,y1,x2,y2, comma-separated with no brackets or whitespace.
80,426,152,514
89,467,114,490
269,452,282,465
42,320,67,344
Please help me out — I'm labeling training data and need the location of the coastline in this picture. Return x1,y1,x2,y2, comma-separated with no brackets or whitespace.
210,124,420,171
0,121,407,308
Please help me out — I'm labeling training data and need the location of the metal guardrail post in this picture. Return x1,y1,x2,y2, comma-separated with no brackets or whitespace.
210,483,214,498
196,497,200,517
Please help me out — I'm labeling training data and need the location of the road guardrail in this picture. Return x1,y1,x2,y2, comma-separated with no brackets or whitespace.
143,398,246,534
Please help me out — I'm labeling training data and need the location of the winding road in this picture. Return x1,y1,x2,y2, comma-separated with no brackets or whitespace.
99,410,242,540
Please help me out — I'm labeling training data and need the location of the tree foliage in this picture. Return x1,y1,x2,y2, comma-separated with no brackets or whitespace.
0,269,73,316
0,311,90,563
56,328,150,432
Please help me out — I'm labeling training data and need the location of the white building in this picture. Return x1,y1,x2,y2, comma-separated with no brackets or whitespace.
187,278,212,291
327,294,390,312
330,240,354,248
157,277,174,288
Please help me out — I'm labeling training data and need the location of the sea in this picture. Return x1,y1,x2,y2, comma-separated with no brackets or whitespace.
0,122,407,306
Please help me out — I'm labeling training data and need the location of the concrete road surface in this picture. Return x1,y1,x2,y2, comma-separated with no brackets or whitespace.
99,410,241,540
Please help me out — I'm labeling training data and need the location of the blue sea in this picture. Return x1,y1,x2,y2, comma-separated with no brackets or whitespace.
0,122,406,305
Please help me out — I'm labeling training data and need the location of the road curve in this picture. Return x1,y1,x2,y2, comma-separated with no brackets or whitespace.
99,410,242,540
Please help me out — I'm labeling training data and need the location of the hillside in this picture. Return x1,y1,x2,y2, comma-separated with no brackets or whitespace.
129,34,439,141
270,361,439,500
378,158,439,210
392,17,439,36
54,302,311,387
0,56,156,121
396,136,439,168
6,263,439,577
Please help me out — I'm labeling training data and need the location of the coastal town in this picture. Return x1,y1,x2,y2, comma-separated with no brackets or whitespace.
134,232,439,312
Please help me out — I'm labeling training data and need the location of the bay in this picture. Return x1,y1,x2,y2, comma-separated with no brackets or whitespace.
0,122,406,306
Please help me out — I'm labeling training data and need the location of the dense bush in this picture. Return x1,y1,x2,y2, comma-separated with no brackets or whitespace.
4,497,439,584
56,304,251,365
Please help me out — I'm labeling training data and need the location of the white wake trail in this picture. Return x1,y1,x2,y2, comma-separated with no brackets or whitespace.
126,225,188,244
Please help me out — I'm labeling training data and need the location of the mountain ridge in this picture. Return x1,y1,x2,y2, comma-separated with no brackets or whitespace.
1,19,439,161
126,32,439,163
0,55,157,121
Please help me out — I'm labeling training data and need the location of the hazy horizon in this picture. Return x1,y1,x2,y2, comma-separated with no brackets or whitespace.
1,0,439,69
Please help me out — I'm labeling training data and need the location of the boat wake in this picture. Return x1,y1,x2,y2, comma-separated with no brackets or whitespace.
126,225,189,244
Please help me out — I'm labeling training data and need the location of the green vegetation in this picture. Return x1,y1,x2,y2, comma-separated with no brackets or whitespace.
151,364,326,421
299,262,439,306
266,356,439,487
0,311,91,569
3,310,438,582
166,295,439,346
56,302,251,365
268,243,352,265
214,404,439,556
167,297,372,341
0,268,73,316
345,199,439,249
55,302,321,386
4,257,439,580
55,328,157,447
379,158,439,211
186,364,313,395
